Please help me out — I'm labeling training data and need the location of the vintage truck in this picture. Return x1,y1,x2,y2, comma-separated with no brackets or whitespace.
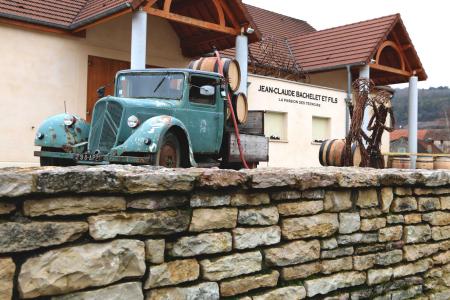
34,68,268,168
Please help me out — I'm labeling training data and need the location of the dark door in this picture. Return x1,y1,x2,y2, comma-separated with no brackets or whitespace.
86,56,130,122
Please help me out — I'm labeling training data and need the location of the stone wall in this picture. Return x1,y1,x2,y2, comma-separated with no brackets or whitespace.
1,165,450,299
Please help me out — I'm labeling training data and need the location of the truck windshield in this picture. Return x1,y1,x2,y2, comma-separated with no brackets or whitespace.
116,73,184,100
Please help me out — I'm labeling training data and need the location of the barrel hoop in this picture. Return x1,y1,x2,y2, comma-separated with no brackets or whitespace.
213,58,219,73
319,140,327,166
188,60,195,69
198,57,205,70
326,139,336,166
223,59,231,76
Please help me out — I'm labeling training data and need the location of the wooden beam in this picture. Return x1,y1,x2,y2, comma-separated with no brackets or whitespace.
218,0,240,30
163,0,173,12
73,7,132,32
144,7,239,35
370,63,412,77
390,31,413,72
212,0,225,26
375,40,406,71
402,44,413,51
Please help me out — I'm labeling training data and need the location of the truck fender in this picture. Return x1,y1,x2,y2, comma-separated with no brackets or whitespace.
112,115,197,167
34,113,90,153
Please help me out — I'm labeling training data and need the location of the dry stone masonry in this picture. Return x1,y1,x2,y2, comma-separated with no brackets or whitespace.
0,165,450,299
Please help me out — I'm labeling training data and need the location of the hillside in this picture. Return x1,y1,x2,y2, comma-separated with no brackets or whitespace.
391,86,450,128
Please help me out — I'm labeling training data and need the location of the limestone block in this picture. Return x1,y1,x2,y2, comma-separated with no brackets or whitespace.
391,197,417,212
360,207,383,217
18,239,146,298
432,226,450,241
264,239,320,267
432,250,450,265
387,214,404,224
197,168,247,188
189,208,237,232
238,207,279,225
337,233,378,245
52,282,143,300
146,282,219,300
220,270,279,297
88,210,190,240
414,188,450,196
368,268,393,285
23,196,126,216
339,212,360,234
404,213,422,224
423,211,450,226
323,293,350,300
357,189,379,208
353,253,376,271
389,285,423,300
0,203,15,215
375,250,403,266
252,286,306,300
321,247,354,259
281,261,321,280
231,193,270,206
441,196,450,210
379,226,403,242
361,217,386,231
0,221,88,253
392,258,433,278
277,201,324,216
321,256,353,274
381,187,394,212
127,194,188,210
170,232,232,257
282,213,338,239
200,251,262,281
190,193,230,207
145,239,165,264
324,190,352,212
355,243,386,255
321,238,338,249
304,271,366,297
271,190,302,201
404,243,440,261
233,226,281,250
0,257,15,300
145,259,199,289
303,189,325,199
418,197,441,211
395,187,413,196
404,225,432,243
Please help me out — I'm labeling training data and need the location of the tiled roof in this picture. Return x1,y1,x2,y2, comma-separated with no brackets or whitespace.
0,0,134,29
289,14,399,71
390,129,429,141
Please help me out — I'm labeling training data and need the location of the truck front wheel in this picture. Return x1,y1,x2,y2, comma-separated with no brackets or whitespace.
157,132,180,168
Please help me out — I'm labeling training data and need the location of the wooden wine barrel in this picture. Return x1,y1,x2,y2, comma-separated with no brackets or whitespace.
232,93,248,124
416,156,434,170
434,157,450,170
390,157,410,169
319,139,362,167
188,57,241,92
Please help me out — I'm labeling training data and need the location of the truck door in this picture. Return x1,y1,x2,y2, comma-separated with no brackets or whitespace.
185,75,223,154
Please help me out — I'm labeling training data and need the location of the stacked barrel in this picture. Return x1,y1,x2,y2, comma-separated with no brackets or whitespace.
188,57,248,124
319,139,362,167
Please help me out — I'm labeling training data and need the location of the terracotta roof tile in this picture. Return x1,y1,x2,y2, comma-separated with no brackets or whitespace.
290,14,399,71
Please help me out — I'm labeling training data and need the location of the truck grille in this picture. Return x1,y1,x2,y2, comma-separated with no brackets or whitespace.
88,101,123,154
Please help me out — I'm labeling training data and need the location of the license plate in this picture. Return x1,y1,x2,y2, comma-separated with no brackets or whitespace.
74,153,103,162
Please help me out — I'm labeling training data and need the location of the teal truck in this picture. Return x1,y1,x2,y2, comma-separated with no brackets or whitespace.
34,69,268,168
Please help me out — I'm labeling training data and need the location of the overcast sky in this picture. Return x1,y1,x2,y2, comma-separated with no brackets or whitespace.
244,0,448,89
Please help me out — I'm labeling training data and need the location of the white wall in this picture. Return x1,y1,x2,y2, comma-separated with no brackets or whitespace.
247,74,347,167
0,14,189,166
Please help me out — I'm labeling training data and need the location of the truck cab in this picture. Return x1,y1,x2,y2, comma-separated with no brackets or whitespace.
34,69,228,167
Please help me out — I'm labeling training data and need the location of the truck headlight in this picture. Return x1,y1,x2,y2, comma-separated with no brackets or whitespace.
63,115,76,126
127,115,140,128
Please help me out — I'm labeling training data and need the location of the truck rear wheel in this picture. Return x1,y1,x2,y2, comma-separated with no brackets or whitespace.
157,132,180,168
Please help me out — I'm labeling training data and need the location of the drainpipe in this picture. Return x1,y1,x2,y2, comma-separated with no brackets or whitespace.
235,28,249,95
131,8,147,69
408,74,418,169
345,65,352,134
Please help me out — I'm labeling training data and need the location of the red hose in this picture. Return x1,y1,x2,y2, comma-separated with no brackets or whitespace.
214,50,249,169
